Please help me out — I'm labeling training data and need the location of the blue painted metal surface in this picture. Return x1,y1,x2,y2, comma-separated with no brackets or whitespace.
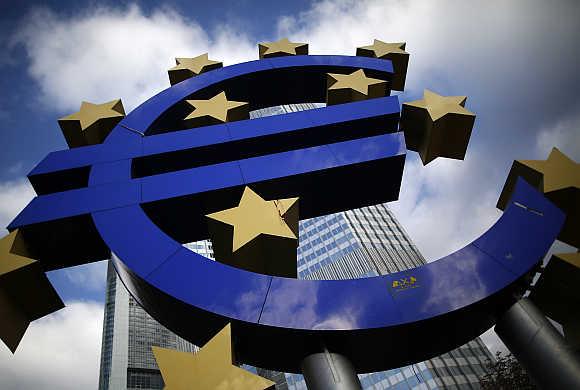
5,55,566,372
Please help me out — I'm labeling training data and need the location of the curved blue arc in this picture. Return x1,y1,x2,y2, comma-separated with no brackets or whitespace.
108,55,394,139
95,178,564,371
95,179,563,330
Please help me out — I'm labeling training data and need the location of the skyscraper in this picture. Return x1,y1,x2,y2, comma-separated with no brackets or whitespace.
97,241,211,390
98,103,492,390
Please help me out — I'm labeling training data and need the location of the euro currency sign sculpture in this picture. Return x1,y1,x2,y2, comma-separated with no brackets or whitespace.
1,37,578,389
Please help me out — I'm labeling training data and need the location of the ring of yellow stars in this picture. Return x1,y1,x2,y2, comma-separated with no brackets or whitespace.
258,37,308,59
206,186,299,278
400,89,475,165
58,99,125,148
530,251,580,348
497,147,579,247
356,39,409,91
326,69,388,105
153,324,275,390
184,91,249,128
0,230,64,353
168,54,223,85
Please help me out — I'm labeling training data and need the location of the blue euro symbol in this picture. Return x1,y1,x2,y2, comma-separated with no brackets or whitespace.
8,55,564,372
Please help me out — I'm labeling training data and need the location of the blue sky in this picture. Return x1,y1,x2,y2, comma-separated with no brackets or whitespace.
0,0,579,388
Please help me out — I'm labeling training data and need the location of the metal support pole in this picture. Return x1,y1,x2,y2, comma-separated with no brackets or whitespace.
495,298,580,389
301,348,362,390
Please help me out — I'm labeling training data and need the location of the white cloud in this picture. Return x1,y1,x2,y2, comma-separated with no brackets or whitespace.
13,4,256,113
0,179,35,233
0,301,104,390
390,152,501,261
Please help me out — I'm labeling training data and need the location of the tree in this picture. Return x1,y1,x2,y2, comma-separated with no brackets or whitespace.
479,351,536,389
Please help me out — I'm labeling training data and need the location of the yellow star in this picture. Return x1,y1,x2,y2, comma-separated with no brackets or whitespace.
168,54,223,85
0,230,64,353
406,90,473,121
206,187,299,277
326,69,388,105
400,89,475,165
184,92,249,128
207,187,298,251
153,324,275,390
258,38,308,59
356,39,409,91
358,40,407,58
518,148,580,193
497,148,579,247
58,99,125,148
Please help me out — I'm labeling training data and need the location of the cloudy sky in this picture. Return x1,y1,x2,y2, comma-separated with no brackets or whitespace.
0,0,579,388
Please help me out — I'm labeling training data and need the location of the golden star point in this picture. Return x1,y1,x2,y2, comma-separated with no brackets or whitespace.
408,89,473,121
172,54,221,73
356,39,409,91
59,99,124,130
153,324,274,390
167,53,223,85
328,69,384,94
168,54,223,85
258,38,308,59
519,147,580,193
358,39,407,58
205,187,299,277
401,89,475,165
326,69,387,105
57,99,125,148
207,187,298,252
184,91,249,127
0,230,35,277
0,230,64,353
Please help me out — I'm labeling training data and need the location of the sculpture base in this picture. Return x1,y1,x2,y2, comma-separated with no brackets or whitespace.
495,298,580,389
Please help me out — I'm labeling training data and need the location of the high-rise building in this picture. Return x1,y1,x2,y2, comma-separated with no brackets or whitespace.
97,241,211,390
98,103,492,390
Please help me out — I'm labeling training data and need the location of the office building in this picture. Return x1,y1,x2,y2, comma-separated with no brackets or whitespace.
97,242,211,390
